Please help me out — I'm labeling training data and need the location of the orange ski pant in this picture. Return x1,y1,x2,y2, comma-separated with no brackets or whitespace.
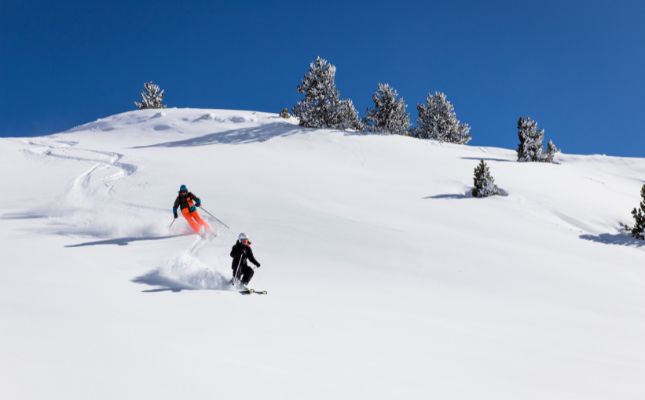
181,208,210,234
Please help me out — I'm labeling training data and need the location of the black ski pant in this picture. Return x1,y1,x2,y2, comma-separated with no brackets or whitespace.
233,265,254,284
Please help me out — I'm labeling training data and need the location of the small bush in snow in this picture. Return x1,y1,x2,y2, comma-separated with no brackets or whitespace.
472,160,500,198
631,184,645,240
415,92,471,144
517,117,559,163
292,56,362,130
365,83,410,135
545,139,560,163
134,82,166,109
279,108,290,119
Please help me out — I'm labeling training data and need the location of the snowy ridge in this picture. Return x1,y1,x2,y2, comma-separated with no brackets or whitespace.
0,108,644,400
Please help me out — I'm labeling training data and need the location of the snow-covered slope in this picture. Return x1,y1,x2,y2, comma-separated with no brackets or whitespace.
1,108,643,400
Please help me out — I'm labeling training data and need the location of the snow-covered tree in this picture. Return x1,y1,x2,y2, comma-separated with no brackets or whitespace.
472,160,500,198
516,117,544,162
336,99,363,130
545,139,560,163
279,108,290,119
292,56,362,130
365,83,410,135
415,92,471,144
631,184,645,240
134,82,166,109
517,117,560,163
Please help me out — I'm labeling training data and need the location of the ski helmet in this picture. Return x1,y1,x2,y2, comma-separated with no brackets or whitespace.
179,184,188,192
238,232,248,241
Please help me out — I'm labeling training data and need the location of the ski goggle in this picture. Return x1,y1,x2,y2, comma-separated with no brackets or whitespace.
179,190,187,194
241,239,251,245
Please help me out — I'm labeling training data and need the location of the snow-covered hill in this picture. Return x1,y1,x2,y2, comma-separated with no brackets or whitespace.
1,108,644,399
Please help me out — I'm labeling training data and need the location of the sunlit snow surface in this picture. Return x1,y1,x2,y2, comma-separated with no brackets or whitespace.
1,108,644,399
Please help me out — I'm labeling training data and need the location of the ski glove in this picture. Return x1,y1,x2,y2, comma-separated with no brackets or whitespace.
195,199,201,207
173,210,178,218
189,205,196,212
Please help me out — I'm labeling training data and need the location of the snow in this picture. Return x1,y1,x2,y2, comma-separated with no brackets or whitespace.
0,108,644,399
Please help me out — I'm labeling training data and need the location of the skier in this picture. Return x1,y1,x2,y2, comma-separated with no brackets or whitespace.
172,185,211,234
230,233,261,286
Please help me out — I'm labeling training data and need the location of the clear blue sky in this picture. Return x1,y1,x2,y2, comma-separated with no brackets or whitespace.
1,0,644,156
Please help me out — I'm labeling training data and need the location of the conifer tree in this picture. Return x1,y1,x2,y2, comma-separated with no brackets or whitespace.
472,160,500,198
631,184,645,240
545,139,560,163
517,117,561,163
365,83,410,135
517,117,544,162
134,81,166,109
416,92,471,144
292,56,361,130
336,99,363,130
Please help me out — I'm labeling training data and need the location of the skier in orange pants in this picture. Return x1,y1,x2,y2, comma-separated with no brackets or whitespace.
172,185,211,234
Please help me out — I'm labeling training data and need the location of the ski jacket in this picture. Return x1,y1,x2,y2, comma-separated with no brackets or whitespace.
173,192,201,212
230,241,260,270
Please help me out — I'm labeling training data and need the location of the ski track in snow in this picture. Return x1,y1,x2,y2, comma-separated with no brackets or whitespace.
21,137,235,292
16,138,175,239
24,139,138,195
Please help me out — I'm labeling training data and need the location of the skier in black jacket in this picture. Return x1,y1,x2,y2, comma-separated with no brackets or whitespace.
230,232,261,285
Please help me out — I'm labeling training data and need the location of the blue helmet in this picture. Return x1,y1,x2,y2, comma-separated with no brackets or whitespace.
179,184,188,192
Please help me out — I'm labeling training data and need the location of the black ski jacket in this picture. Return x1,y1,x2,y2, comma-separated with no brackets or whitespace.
230,242,260,271
173,192,201,211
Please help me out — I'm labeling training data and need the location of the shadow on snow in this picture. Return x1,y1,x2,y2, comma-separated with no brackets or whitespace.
0,212,49,220
132,122,304,148
423,193,471,200
65,234,190,248
131,269,232,293
131,270,193,293
461,156,514,163
423,189,508,200
579,232,645,248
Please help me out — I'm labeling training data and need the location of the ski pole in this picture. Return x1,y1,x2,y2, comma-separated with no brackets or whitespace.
198,206,230,229
232,253,243,286
169,218,176,229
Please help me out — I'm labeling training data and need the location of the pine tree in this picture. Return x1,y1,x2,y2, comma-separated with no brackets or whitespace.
472,160,500,198
365,83,410,135
631,184,645,240
279,108,290,118
336,99,363,130
517,117,544,162
415,92,471,144
544,139,560,163
292,56,361,130
134,81,166,109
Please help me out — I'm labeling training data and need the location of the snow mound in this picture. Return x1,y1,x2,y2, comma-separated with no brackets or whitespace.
64,108,275,135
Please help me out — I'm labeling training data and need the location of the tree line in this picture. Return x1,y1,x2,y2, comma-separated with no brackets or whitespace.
132,56,557,162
